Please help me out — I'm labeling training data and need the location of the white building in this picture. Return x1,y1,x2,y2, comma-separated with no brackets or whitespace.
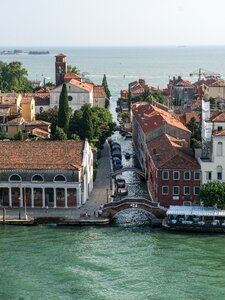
198,100,225,184
50,79,94,112
0,140,93,208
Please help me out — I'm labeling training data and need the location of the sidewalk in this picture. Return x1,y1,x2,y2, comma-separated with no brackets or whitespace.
0,140,112,221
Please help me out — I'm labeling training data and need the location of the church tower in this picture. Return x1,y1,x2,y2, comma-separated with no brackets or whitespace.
55,53,67,86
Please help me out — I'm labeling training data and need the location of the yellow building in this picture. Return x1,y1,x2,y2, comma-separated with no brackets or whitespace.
21,97,35,122
7,117,25,139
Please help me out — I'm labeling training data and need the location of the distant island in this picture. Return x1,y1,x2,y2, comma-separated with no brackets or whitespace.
0,49,50,55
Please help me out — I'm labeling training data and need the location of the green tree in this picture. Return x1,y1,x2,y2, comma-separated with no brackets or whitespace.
52,126,67,140
14,130,23,141
71,133,80,141
36,107,58,135
102,74,111,99
68,104,116,147
200,181,225,208
80,104,94,140
209,97,216,109
57,83,70,132
67,65,80,75
186,117,201,148
0,61,33,92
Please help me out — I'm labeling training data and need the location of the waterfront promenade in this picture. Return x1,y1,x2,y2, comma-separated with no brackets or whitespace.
0,140,111,222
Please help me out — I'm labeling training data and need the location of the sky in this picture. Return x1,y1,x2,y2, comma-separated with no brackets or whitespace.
1,0,225,47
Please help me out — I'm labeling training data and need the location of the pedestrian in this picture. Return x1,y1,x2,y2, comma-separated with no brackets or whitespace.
45,205,48,213
85,211,88,218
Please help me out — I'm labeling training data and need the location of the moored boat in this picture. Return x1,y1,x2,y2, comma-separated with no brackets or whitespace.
163,205,225,233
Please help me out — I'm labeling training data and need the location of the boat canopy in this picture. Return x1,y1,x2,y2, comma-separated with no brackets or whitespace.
167,206,225,217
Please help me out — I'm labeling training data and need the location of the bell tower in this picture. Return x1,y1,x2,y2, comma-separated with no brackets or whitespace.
55,53,67,86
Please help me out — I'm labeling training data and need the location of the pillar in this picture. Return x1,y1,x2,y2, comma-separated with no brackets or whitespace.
53,188,57,208
31,188,34,208
64,188,68,208
20,187,23,207
76,187,81,208
9,187,12,207
42,188,45,208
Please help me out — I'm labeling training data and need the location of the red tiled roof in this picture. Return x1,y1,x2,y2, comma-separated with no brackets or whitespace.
211,112,225,122
132,103,190,133
185,112,201,124
0,141,85,170
64,72,81,80
213,129,225,136
25,120,51,126
69,79,93,92
32,128,50,138
147,134,200,169
55,53,66,57
93,86,106,98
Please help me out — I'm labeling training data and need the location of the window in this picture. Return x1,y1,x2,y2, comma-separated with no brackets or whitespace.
68,96,73,101
173,186,179,195
218,126,223,131
194,171,201,180
9,174,22,182
162,170,169,180
32,174,44,182
54,174,66,182
217,142,223,156
206,171,212,181
184,186,190,195
194,187,200,195
173,171,180,180
162,186,169,195
217,166,222,180
184,171,190,180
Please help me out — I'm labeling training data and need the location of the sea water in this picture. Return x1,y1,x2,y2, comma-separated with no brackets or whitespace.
1,47,225,299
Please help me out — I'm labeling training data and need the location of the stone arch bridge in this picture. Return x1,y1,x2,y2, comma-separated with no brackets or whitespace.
102,198,166,226
111,167,146,179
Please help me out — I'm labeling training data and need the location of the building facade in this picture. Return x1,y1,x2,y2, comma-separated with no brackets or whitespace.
0,140,93,208
132,102,200,206
50,79,93,112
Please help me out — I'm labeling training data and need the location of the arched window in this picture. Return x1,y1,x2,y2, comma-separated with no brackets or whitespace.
32,174,44,182
217,165,223,180
54,175,66,182
217,142,223,156
9,174,22,182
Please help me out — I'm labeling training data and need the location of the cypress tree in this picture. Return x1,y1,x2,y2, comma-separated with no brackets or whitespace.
102,74,111,99
81,105,94,141
57,83,70,132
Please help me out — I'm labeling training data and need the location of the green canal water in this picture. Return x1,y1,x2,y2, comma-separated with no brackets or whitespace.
0,226,225,300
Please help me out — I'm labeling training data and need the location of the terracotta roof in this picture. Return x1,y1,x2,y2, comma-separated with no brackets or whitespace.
147,134,200,169
25,120,51,126
0,141,85,170
211,112,225,122
7,117,24,125
132,103,190,133
93,86,106,98
185,112,201,124
32,128,50,138
64,72,81,80
69,79,93,92
213,129,225,136
55,53,66,57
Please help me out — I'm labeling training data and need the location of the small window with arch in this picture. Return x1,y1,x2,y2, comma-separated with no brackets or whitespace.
9,174,22,182
54,175,67,182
